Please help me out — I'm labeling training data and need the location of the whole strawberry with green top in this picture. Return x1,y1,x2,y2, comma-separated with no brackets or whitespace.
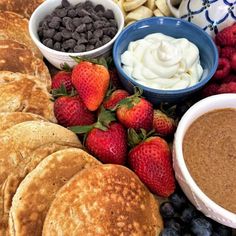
116,89,153,131
71,58,110,111
70,107,127,165
128,130,175,197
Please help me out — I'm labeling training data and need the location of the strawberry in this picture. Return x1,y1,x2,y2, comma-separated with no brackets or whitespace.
109,68,122,88
116,90,153,131
52,71,73,92
153,110,176,137
224,73,236,83
220,47,236,59
70,108,127,165
72,60,110,111
85,122,127,165
218,82,236,93
230,53,236,71
103,89,129,110
212,58,231,80
215,24,236,47
128,136,175,197
54,95,96,127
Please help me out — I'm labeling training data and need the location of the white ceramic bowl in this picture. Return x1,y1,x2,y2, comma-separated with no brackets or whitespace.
173,93,236,228
29,0,124,69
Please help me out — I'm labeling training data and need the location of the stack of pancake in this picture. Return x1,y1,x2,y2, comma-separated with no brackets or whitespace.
0,1,163,235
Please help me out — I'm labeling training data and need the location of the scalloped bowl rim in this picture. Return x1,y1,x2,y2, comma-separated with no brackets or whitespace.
113,17,218,95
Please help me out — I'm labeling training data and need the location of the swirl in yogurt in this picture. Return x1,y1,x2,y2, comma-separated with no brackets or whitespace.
121,33,203,90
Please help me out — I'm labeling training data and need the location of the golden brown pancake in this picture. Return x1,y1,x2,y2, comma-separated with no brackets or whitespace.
0,112,46,133
9,148,100,236
43,165,163,236
0,40,51,89
0,0,44,18
0,71,56,122
0,11,42,58
0,121,82,236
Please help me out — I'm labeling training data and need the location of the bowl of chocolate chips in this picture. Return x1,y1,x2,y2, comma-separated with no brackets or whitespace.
29,0,124,68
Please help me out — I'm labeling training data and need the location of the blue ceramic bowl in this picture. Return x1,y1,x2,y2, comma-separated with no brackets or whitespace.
113,17,218,104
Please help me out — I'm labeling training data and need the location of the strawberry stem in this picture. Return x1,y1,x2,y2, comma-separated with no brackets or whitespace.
60,62,72,72
68,124,94,134
70,56,108,68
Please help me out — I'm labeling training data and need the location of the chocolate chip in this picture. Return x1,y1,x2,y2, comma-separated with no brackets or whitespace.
43,29,55,38
45,14,53,22
93,29,103,39
72,31,80,40
80,33,86,39
65,20,75,31
78,9,91,17
84,1,93,9
68,9,76,17
87,31,93,40
68,49,74,53
86,23,93,31
82,16,92,24
94,4,105,13
94,20,104,29
62,0,70,8
75,24,86,33
110,19,117,27
41,20,49,29
43,38,53,48
61,29,72,39
77,37,88,44
56,8,68,18
62,39,76,49
48,20,60,29
86,44,95,51
72,17,82,27
74,44,86,52
103,9,114,19
54,42,61,51
89,38,98,45
95,40,103,48
62,17,72,26
38,27,43,38
91,13,100,21
53,32,62,41
102,35,111,44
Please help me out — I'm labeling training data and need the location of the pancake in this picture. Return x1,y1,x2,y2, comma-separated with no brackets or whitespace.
43,164,163,236
0,112,46,133
0,121,82,236
0,11,42,58
0,0,44,18
0,71,56,122
0,40,51,89
9,148,100,236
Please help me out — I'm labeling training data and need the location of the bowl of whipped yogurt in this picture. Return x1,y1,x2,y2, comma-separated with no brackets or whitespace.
113,17,218,104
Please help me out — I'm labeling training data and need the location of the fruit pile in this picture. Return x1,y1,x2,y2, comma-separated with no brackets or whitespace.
52,58,177,198
159,188,233,236
202,24,236,97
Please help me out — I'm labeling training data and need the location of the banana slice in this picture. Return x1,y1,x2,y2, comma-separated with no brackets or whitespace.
125,6,153,24
123,0,147,12
145,0,156,11
153,8,164,17
155,0,172,16
117,0,126,16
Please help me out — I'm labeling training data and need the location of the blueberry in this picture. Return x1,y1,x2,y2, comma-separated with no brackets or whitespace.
160,202,175,219
164,218,183,233
190,218,213,236
180,205,198,223
169,192,188,211
161,228,180,236
213,224,232,236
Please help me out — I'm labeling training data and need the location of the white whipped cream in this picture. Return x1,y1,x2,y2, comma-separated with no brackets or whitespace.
121,33,203,90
